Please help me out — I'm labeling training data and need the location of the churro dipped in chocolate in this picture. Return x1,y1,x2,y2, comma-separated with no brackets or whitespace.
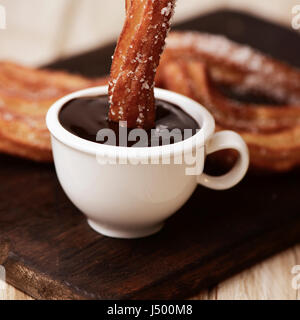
108,0,176,129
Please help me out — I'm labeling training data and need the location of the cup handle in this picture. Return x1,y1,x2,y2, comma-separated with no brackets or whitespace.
198,131,249,190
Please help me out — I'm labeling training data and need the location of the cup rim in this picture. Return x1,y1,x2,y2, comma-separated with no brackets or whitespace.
46,86,215,160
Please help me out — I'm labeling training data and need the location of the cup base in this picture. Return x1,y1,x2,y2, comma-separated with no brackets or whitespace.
87,220,164,239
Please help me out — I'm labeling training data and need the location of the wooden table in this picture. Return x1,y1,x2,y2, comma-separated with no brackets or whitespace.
1,245,299,300
1,10,300,302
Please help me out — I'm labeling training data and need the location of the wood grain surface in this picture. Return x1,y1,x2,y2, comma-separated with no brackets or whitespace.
2,245,299,300
0,149,299,300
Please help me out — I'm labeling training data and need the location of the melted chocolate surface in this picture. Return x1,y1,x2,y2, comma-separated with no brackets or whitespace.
59,96,199,147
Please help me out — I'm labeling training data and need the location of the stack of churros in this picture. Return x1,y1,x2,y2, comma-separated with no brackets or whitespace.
156,32,300,172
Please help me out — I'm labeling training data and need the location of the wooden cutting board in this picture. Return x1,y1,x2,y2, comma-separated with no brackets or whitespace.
1,10,300,300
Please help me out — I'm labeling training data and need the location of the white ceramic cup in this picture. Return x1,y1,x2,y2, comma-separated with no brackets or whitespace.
47,86,249,239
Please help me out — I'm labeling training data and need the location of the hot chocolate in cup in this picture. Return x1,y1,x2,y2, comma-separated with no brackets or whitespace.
46,86,249,239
